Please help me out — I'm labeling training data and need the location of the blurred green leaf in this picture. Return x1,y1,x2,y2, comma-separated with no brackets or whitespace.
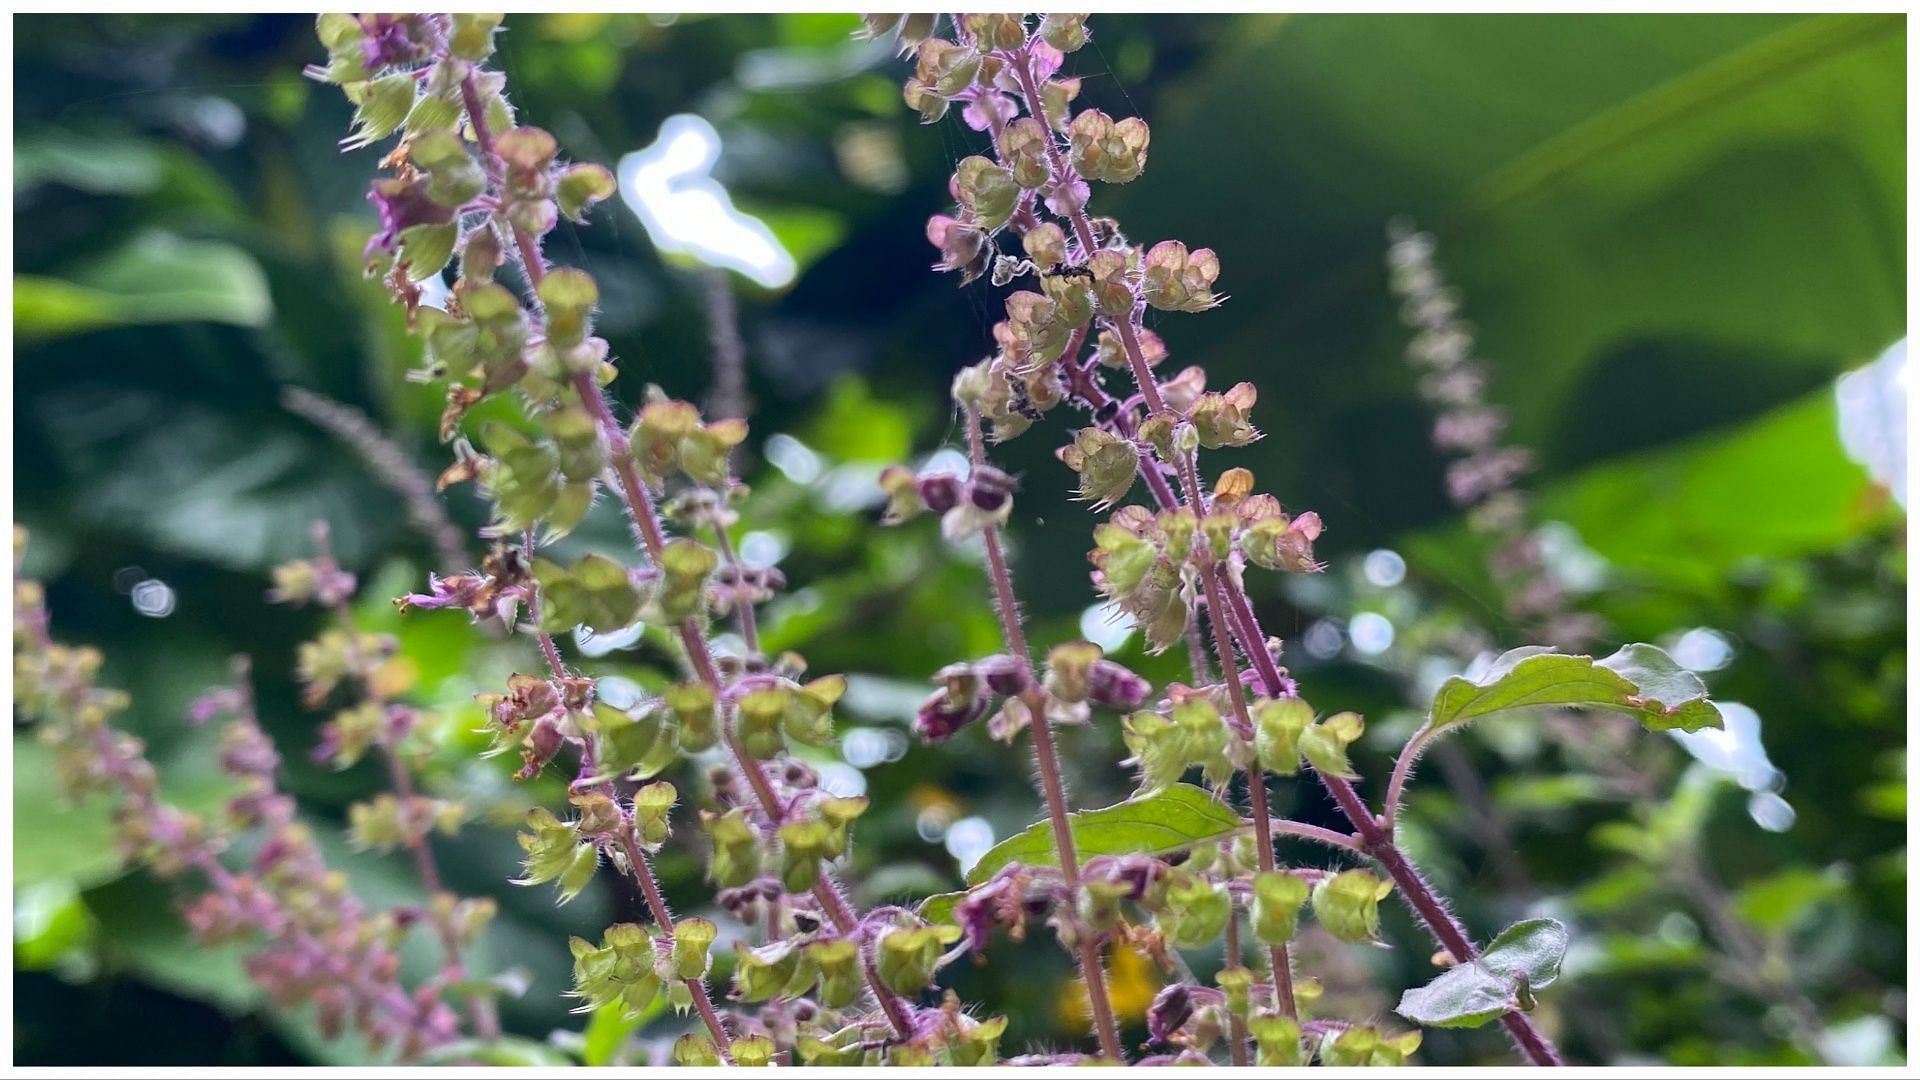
1734,866,1847,933
581,994,666,1066
14,130,166,195
13,881,97,970
15,231,272,340
963,783,1243,887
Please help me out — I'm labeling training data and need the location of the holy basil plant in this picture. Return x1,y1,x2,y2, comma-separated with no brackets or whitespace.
11,13,1737,1069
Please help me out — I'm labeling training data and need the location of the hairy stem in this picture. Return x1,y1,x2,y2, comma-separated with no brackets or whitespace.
963,405,1126,1062
324,575,498,1042
461,64,914,1042
1198,564,1299,1019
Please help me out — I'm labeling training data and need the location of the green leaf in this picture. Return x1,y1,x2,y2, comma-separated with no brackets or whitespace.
1429,643,1722,735
581,993,666,1066
1396,918,1569,1029
419,1038,579,1067
15,231,272,340
1734,866,1848,933
962,783,1243,887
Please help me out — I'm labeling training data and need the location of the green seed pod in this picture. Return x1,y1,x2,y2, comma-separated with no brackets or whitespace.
701,808,760,889
777,819,834,895
1060,429,1139,511
731,940,808,1004
1312,868,1394,944
947,1014,1010,1066
664,682,718,753
1253,697,1313,776
1320,1025,1422,1067
876,924,961,996
1142,240,1222,313
804,938,863,1009
954,156,1019,232
1161,873,1231,950
1250,1011,1308,1067
674,1034,721,1067
1299,711,1365,779
631,780,677,847
670,916,716,981
736,687,788,760
1250,870,1310,946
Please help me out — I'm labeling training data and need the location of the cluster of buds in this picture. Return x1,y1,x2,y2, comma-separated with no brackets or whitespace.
863,15,1467,1066
878,458,1018,540
268,528,501,1040
913,641,1149,744
318,12,1013,1061
1386,220,1600,647
16,528,466,1058
1088,474,1322,655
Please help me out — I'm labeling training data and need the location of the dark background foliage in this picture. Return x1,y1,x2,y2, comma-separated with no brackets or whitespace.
12,13,1906,1066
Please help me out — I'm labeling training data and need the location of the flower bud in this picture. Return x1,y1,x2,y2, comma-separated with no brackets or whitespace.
1043,641,1103,704
1087,659,1150,710
1147,982,1195,1045
915,686,990,743
1069,109,1150,184
1250,870,1310,945
915,471,964,515
974,653,1032,697
1312,868,1393,944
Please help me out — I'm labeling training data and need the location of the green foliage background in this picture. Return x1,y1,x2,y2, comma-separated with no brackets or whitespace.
12,13,1906,1066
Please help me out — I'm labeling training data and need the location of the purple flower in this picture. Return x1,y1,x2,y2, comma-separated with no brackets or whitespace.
1087,659,1149,709
914,687,990,743
364,173,455,263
